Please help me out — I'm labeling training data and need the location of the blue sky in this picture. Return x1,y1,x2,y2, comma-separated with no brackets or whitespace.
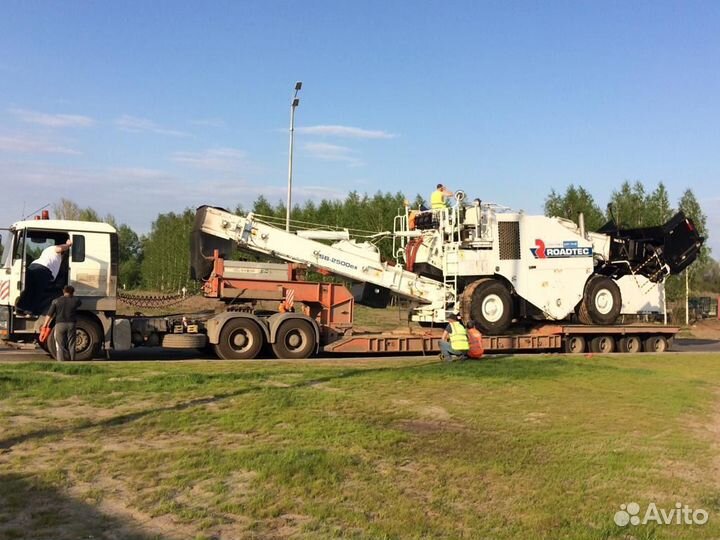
1,1,718,252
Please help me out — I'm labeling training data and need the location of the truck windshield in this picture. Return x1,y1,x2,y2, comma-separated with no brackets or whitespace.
0,229,12,268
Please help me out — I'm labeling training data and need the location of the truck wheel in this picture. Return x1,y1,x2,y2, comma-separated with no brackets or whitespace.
47,316,102,361
589,335,615,353
564,336,586,354
215,318,264,360
578,276,621,325
643,335,668,353
162,333,208,349
618,335,642,353
469,280,513,335
272,319,316,359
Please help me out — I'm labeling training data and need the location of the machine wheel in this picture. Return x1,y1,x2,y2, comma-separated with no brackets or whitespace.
564,335,586,354
162,333,207,349
618,335,642,354
577,276,621,325
214,318,264,360
272,319,316,359
589,335,615,354
643,335,668,353
468,279,513,335
47,316,102,361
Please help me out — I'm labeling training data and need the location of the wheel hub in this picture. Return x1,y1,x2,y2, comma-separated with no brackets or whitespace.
286,332,302,349
568,337,583,352
231,330,250,350
75,329,90,352
594,289,614,315
481,294,504,323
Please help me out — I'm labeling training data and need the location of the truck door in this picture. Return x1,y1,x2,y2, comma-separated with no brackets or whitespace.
1,228,24,307
68,232,111,298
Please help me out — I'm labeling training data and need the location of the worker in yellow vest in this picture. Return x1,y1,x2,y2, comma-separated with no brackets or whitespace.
430,183,454,209
439,313,470,362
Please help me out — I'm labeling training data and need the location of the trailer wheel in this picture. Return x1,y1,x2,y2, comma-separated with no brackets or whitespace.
162,333,208,349
564,336,586,354
214,318,264,360
578,276,621,325
589,335,615,353
47,316,102,361
618,335,642,354
272,319,316,359
469,279,513,335
643,335,668,353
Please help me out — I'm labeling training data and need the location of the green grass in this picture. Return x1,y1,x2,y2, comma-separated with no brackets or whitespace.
1,354,720,539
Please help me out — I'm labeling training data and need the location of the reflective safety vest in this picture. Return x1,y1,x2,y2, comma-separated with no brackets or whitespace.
449,322,470,351
468,328,484,358
430,189,446,209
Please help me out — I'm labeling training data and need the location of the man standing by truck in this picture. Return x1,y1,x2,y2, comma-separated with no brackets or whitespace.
439,313,470,362
16,239,72,315
43,285,82,361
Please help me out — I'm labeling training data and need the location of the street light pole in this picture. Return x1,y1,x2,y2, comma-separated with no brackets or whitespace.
286,81,302,232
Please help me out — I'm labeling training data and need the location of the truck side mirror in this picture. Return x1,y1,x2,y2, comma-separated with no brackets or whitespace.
71,235,86,263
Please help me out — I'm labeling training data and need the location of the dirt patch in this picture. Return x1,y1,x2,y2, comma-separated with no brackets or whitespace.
416,405,452,421
524,412,547,424
687,319,720,340
396,419,467,434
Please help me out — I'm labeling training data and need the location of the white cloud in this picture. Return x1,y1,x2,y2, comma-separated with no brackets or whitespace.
303,142,363,166
0,160,346,235
296,125,397,139
115,115,189,137
191,118,225,128
8,108,95,128
171,148,249,171
0,134,80,155
108,167,173,180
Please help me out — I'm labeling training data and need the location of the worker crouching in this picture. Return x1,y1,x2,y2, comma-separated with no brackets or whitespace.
467,321,484,359
439,313,469,362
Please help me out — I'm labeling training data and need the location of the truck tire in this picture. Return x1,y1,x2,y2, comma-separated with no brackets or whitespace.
578,276,621,325
214,318,264,360
643,335,668,353
468,279,513,335
618,335,642,353
272,319,316,359
564,335,586,354
589,335,615,353
162,333,207,349
47,316,102,361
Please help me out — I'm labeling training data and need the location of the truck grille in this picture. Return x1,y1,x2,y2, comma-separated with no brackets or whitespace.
499,222,520,260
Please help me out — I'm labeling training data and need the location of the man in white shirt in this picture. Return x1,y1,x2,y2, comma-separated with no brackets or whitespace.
17,239,73,315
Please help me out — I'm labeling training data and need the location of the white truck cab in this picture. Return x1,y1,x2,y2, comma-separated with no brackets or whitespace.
0,217,117,358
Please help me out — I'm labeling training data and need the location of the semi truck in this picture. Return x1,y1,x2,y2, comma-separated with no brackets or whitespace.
0,197,703,360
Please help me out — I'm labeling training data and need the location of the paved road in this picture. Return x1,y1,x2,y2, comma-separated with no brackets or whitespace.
1,338,718,362
671,338,720,353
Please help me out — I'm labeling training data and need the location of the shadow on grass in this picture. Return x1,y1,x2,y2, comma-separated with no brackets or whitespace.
0,364,431,451
0,356,617,452
0,473,163,540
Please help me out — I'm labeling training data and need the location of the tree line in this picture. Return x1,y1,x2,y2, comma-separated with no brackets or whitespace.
23,181,714,300
545,181,715,300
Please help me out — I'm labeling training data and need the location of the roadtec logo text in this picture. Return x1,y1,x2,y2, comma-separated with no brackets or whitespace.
531,239,592,259
317,253,358,271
